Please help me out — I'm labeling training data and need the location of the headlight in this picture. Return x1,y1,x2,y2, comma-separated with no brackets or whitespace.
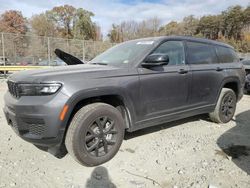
18,83,62,96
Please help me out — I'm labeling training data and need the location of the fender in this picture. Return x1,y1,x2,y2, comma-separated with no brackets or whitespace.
216,76,241,103
61,86,137,130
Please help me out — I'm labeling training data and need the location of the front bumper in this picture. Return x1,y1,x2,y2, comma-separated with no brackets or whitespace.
3,91,70,157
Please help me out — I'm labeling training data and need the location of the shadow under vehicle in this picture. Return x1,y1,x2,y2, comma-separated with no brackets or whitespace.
217,110,250,175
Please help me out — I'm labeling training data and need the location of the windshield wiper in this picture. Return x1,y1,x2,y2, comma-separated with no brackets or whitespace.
91,62,108,65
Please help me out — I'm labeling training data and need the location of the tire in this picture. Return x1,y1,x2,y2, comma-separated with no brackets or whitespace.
209,88,237,123
65,103,125,166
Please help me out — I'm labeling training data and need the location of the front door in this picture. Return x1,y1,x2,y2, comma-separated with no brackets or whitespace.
138,40,191,121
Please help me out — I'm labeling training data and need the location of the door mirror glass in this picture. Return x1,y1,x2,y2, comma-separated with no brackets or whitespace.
142,54,169,67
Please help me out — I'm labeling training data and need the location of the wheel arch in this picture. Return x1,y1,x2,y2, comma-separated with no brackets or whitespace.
62,89,135,135
223,82,238,98
218,77,241,102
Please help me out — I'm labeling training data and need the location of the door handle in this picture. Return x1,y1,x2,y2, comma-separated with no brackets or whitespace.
216,67,224,71
178,69,188,74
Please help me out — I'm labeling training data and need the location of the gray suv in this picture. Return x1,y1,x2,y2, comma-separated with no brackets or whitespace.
3,36,245,166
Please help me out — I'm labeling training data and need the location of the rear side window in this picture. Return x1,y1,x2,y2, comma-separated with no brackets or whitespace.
187,42,218,64
216,46,239,63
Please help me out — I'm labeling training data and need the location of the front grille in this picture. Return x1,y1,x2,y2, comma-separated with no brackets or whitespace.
7,80,19,98
29,124,46,136
22,118,46,136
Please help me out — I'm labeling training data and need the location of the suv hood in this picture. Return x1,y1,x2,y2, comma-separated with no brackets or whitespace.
8,64,123,83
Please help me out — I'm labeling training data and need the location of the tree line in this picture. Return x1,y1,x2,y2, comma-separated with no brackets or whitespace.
0,5,101,41
0,4,249,52
109,5,250,53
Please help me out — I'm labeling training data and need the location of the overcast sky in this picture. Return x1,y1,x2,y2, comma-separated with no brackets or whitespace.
0,0,249,36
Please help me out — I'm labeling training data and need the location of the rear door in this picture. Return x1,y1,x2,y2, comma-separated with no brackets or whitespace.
186,41,225,107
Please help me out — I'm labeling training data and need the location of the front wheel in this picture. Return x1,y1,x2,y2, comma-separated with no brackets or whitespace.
65,103,125,166
209,88,237,123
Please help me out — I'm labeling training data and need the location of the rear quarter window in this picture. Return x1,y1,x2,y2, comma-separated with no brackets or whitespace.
216,46,239,63
186,42,218,64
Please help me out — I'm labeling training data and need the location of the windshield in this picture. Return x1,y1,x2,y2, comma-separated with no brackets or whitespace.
89,40,155,67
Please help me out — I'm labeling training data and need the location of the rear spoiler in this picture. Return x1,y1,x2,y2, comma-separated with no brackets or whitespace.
54,49,84,65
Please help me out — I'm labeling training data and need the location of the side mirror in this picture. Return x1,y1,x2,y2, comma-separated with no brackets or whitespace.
142,54,169,67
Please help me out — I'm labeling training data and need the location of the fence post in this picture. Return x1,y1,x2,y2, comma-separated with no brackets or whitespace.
1,33,6,77
82,41,85,62
47,37,51,66
93,41,96,59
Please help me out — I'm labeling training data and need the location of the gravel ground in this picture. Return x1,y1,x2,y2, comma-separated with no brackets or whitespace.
0,78,249,188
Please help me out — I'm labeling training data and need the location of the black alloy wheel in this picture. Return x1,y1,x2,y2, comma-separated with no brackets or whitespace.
85,116,118,157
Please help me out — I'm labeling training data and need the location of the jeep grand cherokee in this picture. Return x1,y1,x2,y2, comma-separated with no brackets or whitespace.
3,36,245,166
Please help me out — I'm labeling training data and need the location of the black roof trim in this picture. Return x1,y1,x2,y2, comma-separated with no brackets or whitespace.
133,35,234,49
169,36,233,49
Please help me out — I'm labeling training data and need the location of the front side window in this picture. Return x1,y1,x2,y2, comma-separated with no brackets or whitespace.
187,42,218,64
216,46,239,63
152,41,185,65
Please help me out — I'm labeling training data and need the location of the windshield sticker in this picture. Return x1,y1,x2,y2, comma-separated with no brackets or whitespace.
136,41,154,45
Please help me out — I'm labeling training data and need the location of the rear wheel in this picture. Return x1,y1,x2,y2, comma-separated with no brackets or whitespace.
209,88,236,123
65,103,125,166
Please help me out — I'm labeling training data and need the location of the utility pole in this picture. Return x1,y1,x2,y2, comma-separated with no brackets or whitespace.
82,41,85,62
48,37,50,66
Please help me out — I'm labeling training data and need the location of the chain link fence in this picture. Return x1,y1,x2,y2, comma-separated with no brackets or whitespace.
0,32,115,66
0,32,249,68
